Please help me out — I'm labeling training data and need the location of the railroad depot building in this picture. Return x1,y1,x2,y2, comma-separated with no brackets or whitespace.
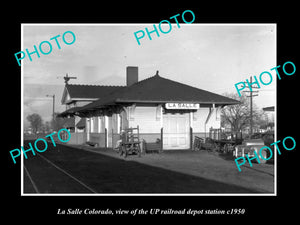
59,66,238,150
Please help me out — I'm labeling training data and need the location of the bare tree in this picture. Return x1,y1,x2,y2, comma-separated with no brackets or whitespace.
26,113,43,134
221,93,261,134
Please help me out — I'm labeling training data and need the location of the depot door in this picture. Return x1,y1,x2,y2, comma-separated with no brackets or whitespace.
163,112,190,149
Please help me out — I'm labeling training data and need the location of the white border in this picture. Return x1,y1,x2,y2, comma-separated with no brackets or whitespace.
21,23,24,195
21,23,277,196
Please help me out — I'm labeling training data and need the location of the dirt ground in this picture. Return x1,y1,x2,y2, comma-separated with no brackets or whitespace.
23,142,275,194
73,145,275,194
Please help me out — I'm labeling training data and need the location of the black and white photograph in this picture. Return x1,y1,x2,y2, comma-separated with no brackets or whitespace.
4,4,298,221
21,24,276,195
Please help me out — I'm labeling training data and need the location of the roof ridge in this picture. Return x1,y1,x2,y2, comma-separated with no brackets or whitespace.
130,73,160,86
155,75,222,95
67,83,125,88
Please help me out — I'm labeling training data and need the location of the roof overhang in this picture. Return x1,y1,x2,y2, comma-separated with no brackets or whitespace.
64,98,99,104
57,107,83,117
115,99,240,105
74,99,240,116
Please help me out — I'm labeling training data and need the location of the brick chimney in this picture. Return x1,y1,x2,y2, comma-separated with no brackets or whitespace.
126,66,138,86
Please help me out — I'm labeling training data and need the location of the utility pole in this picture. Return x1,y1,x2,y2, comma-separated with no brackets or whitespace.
46,94,55,121
243,76,259,136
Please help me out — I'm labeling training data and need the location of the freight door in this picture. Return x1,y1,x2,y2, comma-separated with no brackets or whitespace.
163,112,190,149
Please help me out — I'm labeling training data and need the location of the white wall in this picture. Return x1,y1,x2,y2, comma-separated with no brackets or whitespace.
125,105,221,134
127,106,161,133
192,107,221,132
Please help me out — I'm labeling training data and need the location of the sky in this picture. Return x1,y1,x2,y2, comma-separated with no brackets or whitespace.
22,24,276,127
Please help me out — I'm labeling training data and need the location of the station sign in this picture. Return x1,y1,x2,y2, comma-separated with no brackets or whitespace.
165,103,200,110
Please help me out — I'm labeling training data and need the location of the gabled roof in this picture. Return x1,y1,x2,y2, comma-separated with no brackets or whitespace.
63,117,75,128
115,74,238,104
66,84,123,99
76,118,86,129
61,84,124,104
79,73,239,112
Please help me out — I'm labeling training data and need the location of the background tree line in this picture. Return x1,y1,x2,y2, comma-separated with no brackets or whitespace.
25,112,65,135
221,93,274,136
